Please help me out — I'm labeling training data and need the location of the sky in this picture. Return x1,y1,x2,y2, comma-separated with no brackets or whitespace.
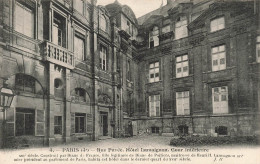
97,0,168,18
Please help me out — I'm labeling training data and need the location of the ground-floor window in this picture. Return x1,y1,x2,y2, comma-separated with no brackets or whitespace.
215,126,228,135
75,113,86,133
149,95,160,117
151,127,159,134
178,125,188,136
176,91,190,115
54,116,62,135
16,108,35,136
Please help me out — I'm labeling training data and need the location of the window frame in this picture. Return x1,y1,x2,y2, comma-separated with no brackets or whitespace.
176,54,189,78
149,61,160,83
210,16,225,32
149,26,159,48
257,36,260,63
15,108,35,136
175,16,188,40
52,10,67,48
74,0,84,15
176,91,190,115
54,116,62,135
15,74,36,93
211,45,226,72
14,1,35,38
99,44,107,71
212,86,229,114
149,94,160,117
74,34,85,61
75,113,86,134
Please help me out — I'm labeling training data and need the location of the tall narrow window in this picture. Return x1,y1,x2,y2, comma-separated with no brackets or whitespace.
75,113,86,133
176,55,188,78
210,17,225,32
100,45,107,70
257,36,260,63
149,26,159,48
53,12,66,48
212,45,226,71
54,116,62,135
176,91,190,115
74,0,84,14
149,62,159,83
149,95,160,117
175,16,188,39
74,35,85,60
212,86,228,114
127,60,131,80
100,14,107,32
15,2,34,38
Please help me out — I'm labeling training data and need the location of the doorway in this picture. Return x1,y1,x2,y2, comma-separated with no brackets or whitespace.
100,112,108,136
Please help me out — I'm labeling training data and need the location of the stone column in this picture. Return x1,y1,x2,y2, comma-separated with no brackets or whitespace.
64,68,71,143
47,63,55,146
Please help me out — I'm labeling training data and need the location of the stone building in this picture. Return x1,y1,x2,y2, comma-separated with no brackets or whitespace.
0,0,259,148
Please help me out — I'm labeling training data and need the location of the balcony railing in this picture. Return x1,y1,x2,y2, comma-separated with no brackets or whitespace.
42,41,74,69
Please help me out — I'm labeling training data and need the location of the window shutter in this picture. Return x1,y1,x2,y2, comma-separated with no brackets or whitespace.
6,107,15,137
71,113,75,135
35,109,45,136
86,114,93,134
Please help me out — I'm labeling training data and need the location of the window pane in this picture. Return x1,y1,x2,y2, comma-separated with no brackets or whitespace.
257,36,260,43
176,56,182,62
220,58,225,65
214,95,219,102
219,45,225,52
149,63,154,68
154,62,159,67
182,55,188,61
214,88,219,93
162,25,170,34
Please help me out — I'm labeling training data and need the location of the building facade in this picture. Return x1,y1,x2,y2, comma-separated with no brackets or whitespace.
0,0,259,148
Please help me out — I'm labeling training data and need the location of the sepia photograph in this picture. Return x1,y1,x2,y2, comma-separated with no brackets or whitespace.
0,0,260,163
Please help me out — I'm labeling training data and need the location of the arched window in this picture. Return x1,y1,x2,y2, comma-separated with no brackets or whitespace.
100,14,107,31
15,74,36,93
149,26,159,48
75,88,86,102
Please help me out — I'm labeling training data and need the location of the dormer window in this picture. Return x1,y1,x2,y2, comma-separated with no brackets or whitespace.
210,17,225,32
175,16,188,39
162,25,170,34
100,14,107,32
149,26,159,48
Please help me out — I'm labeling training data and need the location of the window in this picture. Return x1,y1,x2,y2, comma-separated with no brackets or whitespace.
178,125,188,135
54,79,63,89
75,88,85,102
215,126,228,135
127,60,131,80
176,55,188,78
151,127,159,134
16,108,35,136
54,116,62,135
176,91,190,115
149,62,159,83
53,12,66,48
212,86,228,114
162,25,170,34
74,0,84,14
210,17,225,32
15,74,35,93
74,35,85,60
100,45,107,70
212,45,226,71
149,95,160,117
149,26,159,48
75,113,86,133
15,2,34,38
175,16,188,39
100,14,107,31
257,36,260,63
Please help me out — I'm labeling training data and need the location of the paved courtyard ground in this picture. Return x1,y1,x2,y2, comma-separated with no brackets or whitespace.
0,135,259,164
